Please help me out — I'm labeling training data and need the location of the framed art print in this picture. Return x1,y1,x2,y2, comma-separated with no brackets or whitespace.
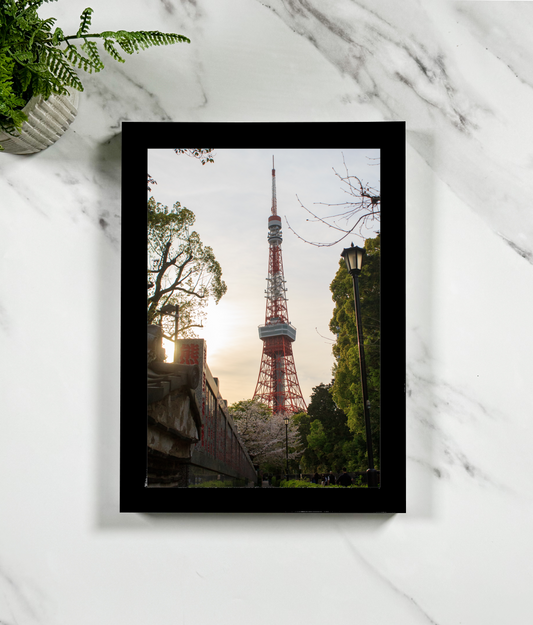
120,121,406,513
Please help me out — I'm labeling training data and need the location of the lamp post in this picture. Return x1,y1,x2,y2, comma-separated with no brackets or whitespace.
160,304,180,363
284,414,289,481
340,243,379,488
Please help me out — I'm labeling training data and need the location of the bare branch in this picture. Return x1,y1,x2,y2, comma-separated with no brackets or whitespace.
315,327,335,343
287,153,380,247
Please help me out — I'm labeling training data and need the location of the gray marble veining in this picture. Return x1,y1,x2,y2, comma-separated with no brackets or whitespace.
1,0,532,623
264,0,533,261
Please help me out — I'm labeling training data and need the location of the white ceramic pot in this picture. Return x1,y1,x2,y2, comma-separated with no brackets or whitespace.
0,89,80,155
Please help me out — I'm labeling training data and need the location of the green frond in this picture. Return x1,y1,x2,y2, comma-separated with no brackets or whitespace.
116,38,139,55
134,30,190,47
103,38,125,64
80,39,104,71
0,2,17,19
100,29,190,53
10,49,34,65
64,44,84,67
40,15,55,31
27,16,55,46
63,44,79,64
18,65,32,91
21,0,57,11
63,43,100,75
45,47,83,90
1,1,190,135
9,107,28,127
0,53,28,133
51,26,64,45
29,72,54,99
76,7,92,38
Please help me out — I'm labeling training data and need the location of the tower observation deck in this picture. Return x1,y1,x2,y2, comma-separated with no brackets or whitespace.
253,159,307,414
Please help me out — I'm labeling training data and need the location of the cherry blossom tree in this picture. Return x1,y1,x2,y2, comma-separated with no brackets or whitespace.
229,399,304,473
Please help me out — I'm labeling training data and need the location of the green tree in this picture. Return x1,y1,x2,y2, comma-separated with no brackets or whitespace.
147,196,227,340
294,382,354,473
329,235,380,470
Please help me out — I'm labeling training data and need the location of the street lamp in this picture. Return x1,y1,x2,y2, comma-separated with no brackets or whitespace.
340,243,379,488
283,414,289,481
160,304,180,363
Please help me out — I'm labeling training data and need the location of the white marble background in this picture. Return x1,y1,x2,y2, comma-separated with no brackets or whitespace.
1,0,532,623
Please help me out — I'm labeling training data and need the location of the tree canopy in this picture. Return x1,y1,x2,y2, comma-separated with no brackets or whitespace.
328,234,380,470
293,382,357,473
173,148,214,165
289,236,381,474
147,196,227,340
229,399,303,474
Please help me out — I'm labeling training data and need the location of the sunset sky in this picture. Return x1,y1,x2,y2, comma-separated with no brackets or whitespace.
147,148,380,407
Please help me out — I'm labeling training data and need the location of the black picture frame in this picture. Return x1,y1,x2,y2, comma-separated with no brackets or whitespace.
120,121,406,513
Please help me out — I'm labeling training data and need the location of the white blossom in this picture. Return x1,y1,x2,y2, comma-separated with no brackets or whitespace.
230,400,304,471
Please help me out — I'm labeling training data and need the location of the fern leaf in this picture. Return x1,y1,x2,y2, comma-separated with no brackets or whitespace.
62,44,94,74
80,39,104,72
107,30,189,58
116,38,138,56
0,53,27,133
134,31,190,47
19,66,32,92
103,38,126,63
30,72,55,100
28,16,55,47
148,31,190,45
11,50,33,65
64,44,82,67
46,48,84,91
76,7,93,38
51,26,64,45
10,108,28,127
40,16,56,33
99,29,190,50
1,2,17,19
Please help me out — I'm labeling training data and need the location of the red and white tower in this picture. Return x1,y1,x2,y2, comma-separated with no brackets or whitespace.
253,158,307,414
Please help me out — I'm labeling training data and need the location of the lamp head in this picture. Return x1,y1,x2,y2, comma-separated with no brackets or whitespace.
341,242,366,275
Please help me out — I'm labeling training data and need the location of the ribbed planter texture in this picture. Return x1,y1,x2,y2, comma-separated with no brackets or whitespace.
0,89,79,155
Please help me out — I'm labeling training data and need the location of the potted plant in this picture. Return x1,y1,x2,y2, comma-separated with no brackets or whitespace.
0,0,190,153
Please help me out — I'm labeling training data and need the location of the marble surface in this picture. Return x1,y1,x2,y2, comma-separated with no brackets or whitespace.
1,0,532,623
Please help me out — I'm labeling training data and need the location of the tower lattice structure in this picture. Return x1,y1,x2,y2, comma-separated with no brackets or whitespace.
253,159,307,414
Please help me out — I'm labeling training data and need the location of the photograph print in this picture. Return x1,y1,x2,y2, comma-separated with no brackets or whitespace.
121,122,405,513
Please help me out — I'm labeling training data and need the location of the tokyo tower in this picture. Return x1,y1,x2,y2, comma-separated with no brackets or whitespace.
253,158,307,414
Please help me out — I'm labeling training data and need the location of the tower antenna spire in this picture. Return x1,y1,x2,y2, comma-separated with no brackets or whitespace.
271,155,277,216
253,162,307,414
